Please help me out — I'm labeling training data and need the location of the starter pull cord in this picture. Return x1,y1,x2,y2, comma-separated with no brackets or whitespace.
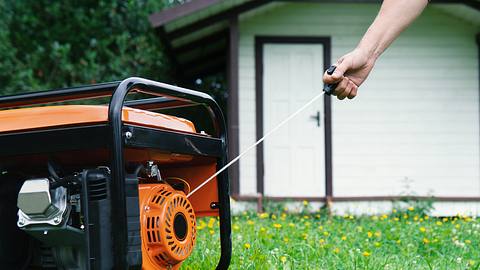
187,66,337,198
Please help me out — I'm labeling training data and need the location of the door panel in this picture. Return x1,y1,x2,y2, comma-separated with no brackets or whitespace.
263,44,326,197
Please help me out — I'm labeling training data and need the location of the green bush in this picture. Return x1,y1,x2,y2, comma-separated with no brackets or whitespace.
0,0,171,95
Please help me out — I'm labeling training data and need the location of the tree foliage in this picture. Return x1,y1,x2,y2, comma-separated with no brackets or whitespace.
0,0,171,95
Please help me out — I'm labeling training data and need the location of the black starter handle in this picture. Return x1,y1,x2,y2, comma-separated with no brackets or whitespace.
323,65,339,95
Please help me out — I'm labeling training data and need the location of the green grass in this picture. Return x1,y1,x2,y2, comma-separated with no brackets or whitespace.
182,206,480,270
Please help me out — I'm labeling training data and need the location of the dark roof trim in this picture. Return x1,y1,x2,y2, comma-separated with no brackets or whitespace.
149,0,223,28
150,0,479,35
167,0,272,40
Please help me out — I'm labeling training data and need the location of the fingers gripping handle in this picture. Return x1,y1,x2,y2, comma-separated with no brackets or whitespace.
323,65,338,95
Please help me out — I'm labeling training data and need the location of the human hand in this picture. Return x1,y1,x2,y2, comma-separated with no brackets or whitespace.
323,48,376,100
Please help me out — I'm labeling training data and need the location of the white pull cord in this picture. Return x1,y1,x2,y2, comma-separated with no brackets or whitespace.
187,91,325,198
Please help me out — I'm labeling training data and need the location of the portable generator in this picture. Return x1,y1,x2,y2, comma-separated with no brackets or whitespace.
0,78,231,269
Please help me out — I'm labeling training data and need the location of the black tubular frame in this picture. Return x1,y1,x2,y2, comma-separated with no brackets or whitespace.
0,77,232,270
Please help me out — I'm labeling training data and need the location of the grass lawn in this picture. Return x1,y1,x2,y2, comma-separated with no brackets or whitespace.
182,204,480,270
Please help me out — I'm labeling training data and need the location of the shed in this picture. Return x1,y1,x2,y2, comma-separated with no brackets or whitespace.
149,0,480,215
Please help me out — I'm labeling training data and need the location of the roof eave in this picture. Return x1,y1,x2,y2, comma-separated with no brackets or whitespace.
149,0,223,28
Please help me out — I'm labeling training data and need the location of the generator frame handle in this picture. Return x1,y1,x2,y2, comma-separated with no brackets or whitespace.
0,78,232,270
109,77,232,270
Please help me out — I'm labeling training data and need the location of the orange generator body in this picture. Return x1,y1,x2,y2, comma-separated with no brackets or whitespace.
0,78,231,270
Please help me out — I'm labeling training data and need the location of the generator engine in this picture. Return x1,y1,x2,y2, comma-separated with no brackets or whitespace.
13,162,196,270
0,78,232,269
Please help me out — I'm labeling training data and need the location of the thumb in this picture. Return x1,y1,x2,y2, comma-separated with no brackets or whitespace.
332,58,351,80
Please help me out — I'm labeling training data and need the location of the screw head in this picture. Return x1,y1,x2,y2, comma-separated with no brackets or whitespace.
125,131,133,139
53,216,61,224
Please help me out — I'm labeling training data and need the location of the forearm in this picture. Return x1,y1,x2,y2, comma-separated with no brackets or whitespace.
357,0,428,61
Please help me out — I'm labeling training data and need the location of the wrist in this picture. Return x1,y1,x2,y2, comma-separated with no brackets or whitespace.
352,46,379,69
355,43,381,62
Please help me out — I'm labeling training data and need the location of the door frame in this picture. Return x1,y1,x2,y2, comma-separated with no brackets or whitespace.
254,36,333,200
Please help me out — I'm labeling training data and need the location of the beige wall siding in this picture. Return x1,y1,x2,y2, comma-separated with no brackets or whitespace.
238,3,480,197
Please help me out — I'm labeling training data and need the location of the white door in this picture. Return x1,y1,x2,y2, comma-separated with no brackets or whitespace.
263,44,326,197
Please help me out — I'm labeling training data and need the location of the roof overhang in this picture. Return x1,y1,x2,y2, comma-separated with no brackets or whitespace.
149,0,480,82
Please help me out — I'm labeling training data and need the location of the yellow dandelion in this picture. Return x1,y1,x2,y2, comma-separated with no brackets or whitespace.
303,200,309,206
424,215,429,220
423,238,430,244
362,251,371,257
341,236,347,241
468,260,476,266
209,229,215,235
323,231,329,236
302,233,308,240
374,242,381,247
305,222,311,227
273,223,282,229
247,220,254,225
442,217,448,222
283,237,289,243
319,238,325,244
233,224,240,231
436,221,443,226
396,239,401,244
392,209,397,213
367,231,373,238
280,256,287,263
403,214,409,219
259,213,269,219
208,218,216,228
318,225,324,231
381,214,388,220
271,214,277,220
197,220,207,230
333,247,340,254
419,227,426,233
394,217,399,222
244,243,251,249
374,231,381,238
408,206,414,211
303,215,310,219
260,227,266,233
413,215,419,221
465,239,472,244
288,223,295,228
455,224,461,229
